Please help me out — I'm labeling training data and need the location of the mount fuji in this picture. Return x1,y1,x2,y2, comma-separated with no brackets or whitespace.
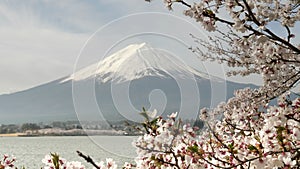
0,43,257,124
62,43,210,83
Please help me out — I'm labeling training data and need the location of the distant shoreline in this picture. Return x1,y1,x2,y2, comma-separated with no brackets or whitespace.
0,133,22,137
0,133,40,137
0,129,141,137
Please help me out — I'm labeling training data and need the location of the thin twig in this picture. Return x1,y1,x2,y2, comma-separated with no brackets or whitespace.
77,151,100,169
178,0,191,8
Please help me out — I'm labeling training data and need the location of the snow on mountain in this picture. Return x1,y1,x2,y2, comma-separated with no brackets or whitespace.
61,43,210,83
0,42,259,123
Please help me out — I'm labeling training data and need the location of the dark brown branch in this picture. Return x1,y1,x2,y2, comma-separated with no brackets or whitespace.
175,0,234,26
242,0,260,26
171,149,180,168
224,119,254,133
274,57,300,64
286,114,300,123
207,124,233,164
177,0,191,8
214,16,234,26
155,156,179,168
274,71,300,93
243,24,300,54
206,1,299,54
285,25,292,42
257,71,300,101
265,29,300,54
241,0,300,54
136,145,180,168
77,151,100,169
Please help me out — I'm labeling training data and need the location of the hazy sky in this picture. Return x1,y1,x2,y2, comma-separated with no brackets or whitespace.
0,0,299,94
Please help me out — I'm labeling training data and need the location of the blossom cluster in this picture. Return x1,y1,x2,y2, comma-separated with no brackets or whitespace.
198,90,300,168
131,91,300,168
3,94,300,168
143,3,300,167
42,153,85,169
165,0,300,32
133,112,199,168
1,1,300,168
0,154,15,169
159,0,300,102
94,158,117,169
41,153,118,169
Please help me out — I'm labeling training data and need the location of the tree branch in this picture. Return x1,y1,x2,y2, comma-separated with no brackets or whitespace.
77,151,100,169
177,0,191,8
241,0,300,54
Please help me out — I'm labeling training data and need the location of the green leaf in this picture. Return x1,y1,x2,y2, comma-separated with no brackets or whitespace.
276,126,285,133
228,143,234,150
187,145,199,153
276,126,286,143
139,107,149,121
248,144,257,151
150,118,158,125
51,153,60,169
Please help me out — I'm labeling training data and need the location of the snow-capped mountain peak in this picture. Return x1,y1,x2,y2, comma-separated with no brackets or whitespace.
61,43,209,83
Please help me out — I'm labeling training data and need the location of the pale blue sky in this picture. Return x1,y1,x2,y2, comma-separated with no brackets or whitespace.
0,0,298,94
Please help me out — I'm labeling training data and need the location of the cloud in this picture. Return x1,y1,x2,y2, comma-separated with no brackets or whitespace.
0,1,115,93
0,0,172,94
2,0,296,94
0,0,111,32
0,27,89,93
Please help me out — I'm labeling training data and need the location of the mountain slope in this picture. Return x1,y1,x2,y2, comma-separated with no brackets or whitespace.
0,43,258,124
61,43,210,83
0,79,76,124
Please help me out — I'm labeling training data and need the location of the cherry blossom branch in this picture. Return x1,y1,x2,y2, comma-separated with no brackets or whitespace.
285,25,292,42
268,72,300,99
76,151,100,169
155,156,179,169
143,1,300,168
241,0,260,26
173,0,235,26
176,0,191,8
286,114,300,123
224,119,254,133
275,56,300,64
207,124,244,166
241,0,300,54
136,145,181,168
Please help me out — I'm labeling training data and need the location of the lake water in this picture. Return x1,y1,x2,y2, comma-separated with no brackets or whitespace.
0,136,137,168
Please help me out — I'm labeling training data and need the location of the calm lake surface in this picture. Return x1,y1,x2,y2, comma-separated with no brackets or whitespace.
0,136,136,168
